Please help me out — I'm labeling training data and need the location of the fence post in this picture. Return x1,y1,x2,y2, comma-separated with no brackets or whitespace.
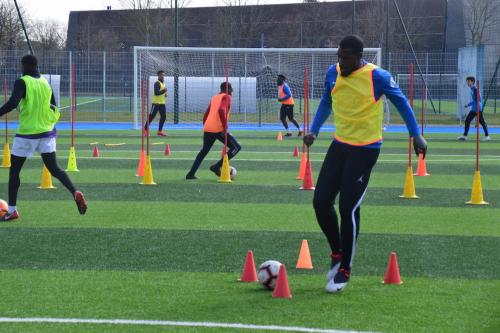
103,51,106,122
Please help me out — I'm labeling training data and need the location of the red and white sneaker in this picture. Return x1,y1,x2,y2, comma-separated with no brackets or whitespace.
157,131,167,137
74,191,87,215
1,210,19,222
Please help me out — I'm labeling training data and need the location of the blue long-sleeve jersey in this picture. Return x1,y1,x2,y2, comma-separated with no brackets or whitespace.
310,61,420,148
466,86,482,112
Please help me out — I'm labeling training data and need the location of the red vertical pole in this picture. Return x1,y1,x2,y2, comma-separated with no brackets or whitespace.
421,80,424,136
141,80,145,152
71,63,75,147
146,80,150,156
304,66,310,162
224,63,229,156
408,63,414,166
476,80,480,172
3,79,7,143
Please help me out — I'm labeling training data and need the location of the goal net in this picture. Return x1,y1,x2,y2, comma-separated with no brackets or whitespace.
133,47,382,129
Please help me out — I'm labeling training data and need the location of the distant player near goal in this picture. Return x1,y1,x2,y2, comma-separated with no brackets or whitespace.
0,55,87,221
186,82,241,180
277,74,302,137
457,76,490,141
145,70,168,137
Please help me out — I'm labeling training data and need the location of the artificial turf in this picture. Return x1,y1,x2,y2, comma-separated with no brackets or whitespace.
0,129,499,333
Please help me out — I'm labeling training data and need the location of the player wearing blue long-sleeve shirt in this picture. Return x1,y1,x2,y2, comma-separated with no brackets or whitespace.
458,76,490,141
303,35,427,294
277,74,302,136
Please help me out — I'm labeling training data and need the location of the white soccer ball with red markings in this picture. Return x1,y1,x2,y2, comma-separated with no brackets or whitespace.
257,260,282,290
230,166,237,180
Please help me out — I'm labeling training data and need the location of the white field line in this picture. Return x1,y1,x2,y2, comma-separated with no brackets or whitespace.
75,156,500,163
0,317,377,333
60,98,101,110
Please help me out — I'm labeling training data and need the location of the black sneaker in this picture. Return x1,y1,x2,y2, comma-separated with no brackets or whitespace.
185,174,199,180
209,165,221,177
298,131,303,137
326,268,350,293
284,132,293,137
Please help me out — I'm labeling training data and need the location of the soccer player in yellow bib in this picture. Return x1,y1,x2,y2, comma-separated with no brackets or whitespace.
145,70,168,137
303,36,427,293
0,55,87,221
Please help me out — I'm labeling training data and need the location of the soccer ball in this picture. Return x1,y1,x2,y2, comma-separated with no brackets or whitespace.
0,199,7,218
229,166,237,180
257,260,282,290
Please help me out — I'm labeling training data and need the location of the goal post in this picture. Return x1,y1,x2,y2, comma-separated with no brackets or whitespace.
133,46,382,129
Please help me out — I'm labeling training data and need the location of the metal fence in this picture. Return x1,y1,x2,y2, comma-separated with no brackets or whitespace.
1,49,499,127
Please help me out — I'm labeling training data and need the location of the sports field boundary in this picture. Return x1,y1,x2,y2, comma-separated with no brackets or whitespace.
0,317,377,333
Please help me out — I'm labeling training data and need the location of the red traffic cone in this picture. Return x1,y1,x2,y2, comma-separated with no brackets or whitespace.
414,153,429,176
293,146,299,157
277,132,283,141
239,250,258,282
299,161,315,190
272,264,292,298
92,145,99,158
383,252,403,285
164,144,171,156
136,150,146,177
296,151,306,180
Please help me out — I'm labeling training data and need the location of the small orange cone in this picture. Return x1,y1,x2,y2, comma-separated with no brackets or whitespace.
239,250,258,282
92,145,99,158
272,264,292,298
293,146,299,157
277,132,283,141
414,153,429,176
299,161,315,190
164,144,171,156
296,239,313,269
383,252,403,285
296,151,306,180
136,150,146,177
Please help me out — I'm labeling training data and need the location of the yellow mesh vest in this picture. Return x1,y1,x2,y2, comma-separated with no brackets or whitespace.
18,75,60,135
152,80,166,104
331,63,383,146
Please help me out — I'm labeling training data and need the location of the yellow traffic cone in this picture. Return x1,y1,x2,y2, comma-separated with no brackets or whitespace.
38,164,56,189
1,143,11,168
66,146,79,172
140,155,156,185
218,154,232,183
466,171,488,205
399,166,419,199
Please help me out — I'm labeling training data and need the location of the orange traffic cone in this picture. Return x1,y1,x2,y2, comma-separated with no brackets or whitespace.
296,239,313,269
299,161,315,190
136,150,146,177
277,132,283,141
296,151,306,180
293,146,299,157
414,153,429,176
92,145,99,158
272,264,292,298
164,144,171,156
383,252,403,285
239,250,258,282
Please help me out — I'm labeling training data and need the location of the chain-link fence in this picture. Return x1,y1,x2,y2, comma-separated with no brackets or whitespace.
1,49,499,127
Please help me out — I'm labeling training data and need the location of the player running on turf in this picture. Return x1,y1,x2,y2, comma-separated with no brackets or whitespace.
303,35,427,293
0,55,87,221
457,76,490,141
277,74,302,137
186,82,241,180
145,70,168,137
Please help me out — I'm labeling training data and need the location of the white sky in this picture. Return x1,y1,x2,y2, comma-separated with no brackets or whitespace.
19,0,342,25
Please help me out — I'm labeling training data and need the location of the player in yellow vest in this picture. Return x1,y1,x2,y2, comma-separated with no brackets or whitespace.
145,70,168,136
186,82,241,179
0,55,87,221
277,74,302,136
304,35,427,293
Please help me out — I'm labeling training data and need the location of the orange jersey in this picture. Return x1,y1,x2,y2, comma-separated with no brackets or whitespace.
278,83,294,105
203,93,231,133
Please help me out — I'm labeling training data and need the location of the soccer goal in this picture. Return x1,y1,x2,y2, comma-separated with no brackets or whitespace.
133,47,382,129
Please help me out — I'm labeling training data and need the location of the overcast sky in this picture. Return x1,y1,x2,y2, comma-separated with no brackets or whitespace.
19,0,344,25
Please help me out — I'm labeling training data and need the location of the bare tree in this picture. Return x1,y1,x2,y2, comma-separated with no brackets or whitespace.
464,0,500,45
0,0,26,50
31,20,66,51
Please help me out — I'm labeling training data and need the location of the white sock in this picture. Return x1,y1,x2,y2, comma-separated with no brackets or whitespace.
7,206,16,214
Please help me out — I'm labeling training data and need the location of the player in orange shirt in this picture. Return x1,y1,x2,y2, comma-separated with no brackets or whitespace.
186,82,241,179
